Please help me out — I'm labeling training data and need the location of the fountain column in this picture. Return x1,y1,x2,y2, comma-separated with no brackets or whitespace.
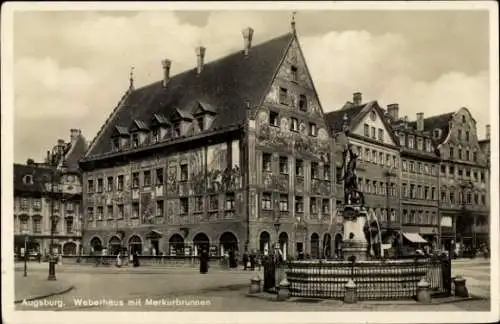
342,205,369,261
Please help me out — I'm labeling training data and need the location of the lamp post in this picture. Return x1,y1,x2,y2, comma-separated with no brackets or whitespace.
22,230,29,277
44,172,57,281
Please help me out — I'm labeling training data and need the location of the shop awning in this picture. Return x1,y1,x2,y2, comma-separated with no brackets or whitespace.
402,232,428,244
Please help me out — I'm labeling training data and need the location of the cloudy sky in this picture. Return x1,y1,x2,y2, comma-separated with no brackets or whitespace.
12,8,491,163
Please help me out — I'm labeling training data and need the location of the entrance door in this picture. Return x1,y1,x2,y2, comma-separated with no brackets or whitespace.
151,239,159,255
296,242,304,259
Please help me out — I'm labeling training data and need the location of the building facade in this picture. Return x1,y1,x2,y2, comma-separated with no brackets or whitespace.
326,93,401,248
79,25,337,259
13,129,87,257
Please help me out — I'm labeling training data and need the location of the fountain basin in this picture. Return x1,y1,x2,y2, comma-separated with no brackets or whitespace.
284,258,434,300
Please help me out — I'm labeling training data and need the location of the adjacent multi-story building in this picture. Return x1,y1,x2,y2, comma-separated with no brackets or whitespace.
390,110,441,246
326,93,401,250
79,24,336,259
417,109,490,252
14,129,87,257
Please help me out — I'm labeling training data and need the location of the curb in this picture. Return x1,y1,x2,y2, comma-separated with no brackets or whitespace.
14,285,75,304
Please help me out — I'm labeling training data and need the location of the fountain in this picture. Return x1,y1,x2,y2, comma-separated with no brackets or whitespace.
283,124,444,301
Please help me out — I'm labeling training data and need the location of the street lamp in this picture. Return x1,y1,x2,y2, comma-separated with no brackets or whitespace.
44,172,58,281
22,230,29,277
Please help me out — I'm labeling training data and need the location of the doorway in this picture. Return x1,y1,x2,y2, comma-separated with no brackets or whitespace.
296,242,304,259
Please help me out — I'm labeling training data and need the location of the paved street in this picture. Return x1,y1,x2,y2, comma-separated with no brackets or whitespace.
14,258,491,311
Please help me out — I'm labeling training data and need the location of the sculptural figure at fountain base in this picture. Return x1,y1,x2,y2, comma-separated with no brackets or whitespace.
342,205,368,261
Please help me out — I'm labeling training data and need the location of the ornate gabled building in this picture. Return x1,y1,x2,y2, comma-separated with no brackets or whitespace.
79,24,336,259
14,129,87,257
326,93,401,251
389,109,441,246
415,108,490,252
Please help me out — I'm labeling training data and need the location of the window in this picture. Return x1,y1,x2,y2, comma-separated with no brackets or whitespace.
409,161,415,173
279,156,288,174
365,148,370,160
309,123,317,136
410,184,415,199
466,169,471,178
473,152,478,162
197,117,204,131
480,172,485,182
431,187,436,200
156,168,164,185
105,177,113,192
424,164,429,175
33,218,41,233
324,164,330,181
225,193,235,210
373,181,377,194
417,138,423,151
132,173,140,189
441,191,446,202
449,166,455,175
65,218,73,233
321,199,330,214
364,124,369,137
290,118,299,132
462,115,466,123
112,137,120,150
386,154,391,167
458,129,462,140
262,192,272,210
156,200,164,217
291,65,298,81
358,178,363,191
87,207,94,221
441,165,446,174
417,162,422,173
263,153,272,172
299,94,307,111
481,195,486,205
357,146,363,159
424,187,429,200
88,179,94,193
295,196,304,213
458,149,463,160
433,129,440,139
474,193,479,205
366,179,371,193
458,169,463,177
371,126,376,139
311,162,319,179
450,192,455,204
450,147,454,157
97,206,104,220
279,194,289,211
19,216,29,232
143,170,151,187
393,156,397,168
399,134,405,146
269,111,279,127
466,192,472,204
66,202,74,212
336,167,343,184
391,183,396,196
431,165,436,176
192,196,202,212
117,204,124,219
473,171,478,181
173,122,181,137
379,152,384,165
33,199,41,211
107,205,113,219
466,150,470,161
209,194,218,210
465,131,469,141
180,198,189,214
279,87,288,105
97,178,103,193
180,164,188,182
425,140,431,152
117,175,124,191
132,133,139,148
296,159,304,177
408,136,414,149
378,128,384,141
372,150,377,163
310,197,317,214
151,128,160,143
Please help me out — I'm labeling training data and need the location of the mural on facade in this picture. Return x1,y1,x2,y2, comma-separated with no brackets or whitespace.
141,192,154,224
167,165,178,196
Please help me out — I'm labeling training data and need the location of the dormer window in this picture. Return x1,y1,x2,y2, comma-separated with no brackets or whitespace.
417,137,423,151
173,122,181,137
279,87,288,105
309,123,317,137
112,137,120,150
197,116,204,131
151,128,160,144
269,111,279,127
399,133,405,146
23,175,34,185
290,118,299,132
408,136,414,149
462,115,466,123
425,139,431,152
132,133,139,148
433,129,441,139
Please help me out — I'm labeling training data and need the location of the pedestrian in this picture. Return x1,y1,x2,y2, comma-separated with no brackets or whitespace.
242,250,249,271
132,251,140,267
199,249,209,274
249,250,256,271
116,252,122,267
129,251,133,266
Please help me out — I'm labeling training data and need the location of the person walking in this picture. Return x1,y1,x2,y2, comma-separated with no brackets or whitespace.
249,250,256,271
199,249,209,274
242,250,249,271
132,251,140,267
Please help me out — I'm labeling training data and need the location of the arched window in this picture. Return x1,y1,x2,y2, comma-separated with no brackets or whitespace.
128,235,142,255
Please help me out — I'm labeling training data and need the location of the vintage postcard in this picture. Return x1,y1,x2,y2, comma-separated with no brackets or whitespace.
1,1,498,324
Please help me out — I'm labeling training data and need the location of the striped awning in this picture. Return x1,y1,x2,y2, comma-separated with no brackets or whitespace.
402,232,428,244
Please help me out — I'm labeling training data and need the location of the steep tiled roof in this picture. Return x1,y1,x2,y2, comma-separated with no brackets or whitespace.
325,104,366,133
86,32,294,157
408,112,454,144
14,164,60,194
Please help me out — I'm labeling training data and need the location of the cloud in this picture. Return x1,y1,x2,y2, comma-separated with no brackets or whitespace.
12,11,490,163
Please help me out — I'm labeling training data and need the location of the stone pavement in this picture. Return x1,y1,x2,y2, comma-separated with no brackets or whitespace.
451,259,491,299
14,271,74,303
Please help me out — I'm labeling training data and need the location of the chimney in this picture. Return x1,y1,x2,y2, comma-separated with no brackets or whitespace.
416,112,424,131
486,124,490,139
353,92,362,106
70,128,81,144
387,103,399,120
195,46,206,75
242,27,254,56
26,158,35,166
57,139,65,145
161,59,171,87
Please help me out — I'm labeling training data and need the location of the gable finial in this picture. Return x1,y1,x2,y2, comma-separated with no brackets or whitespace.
291,11,297,34
129,66,135,90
